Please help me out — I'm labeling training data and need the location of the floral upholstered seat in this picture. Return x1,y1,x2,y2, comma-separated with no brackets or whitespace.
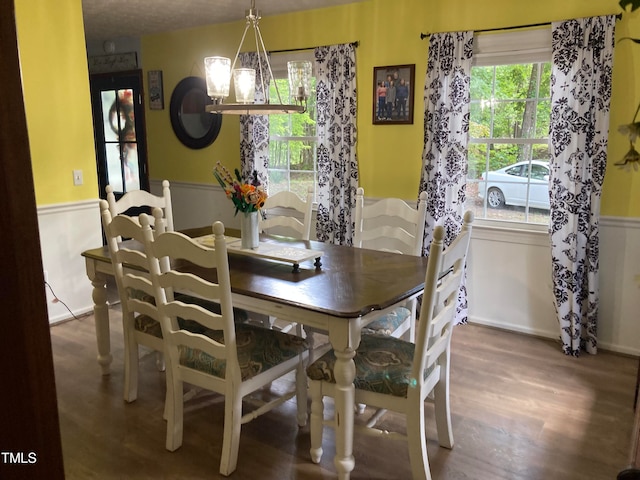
179,323,308,381
306,333,430,398
361,307,412,337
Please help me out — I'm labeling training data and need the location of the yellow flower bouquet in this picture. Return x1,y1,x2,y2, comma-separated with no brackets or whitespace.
213,162,268,215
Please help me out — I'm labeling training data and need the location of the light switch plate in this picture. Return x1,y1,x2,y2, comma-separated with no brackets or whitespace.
73,169,83,186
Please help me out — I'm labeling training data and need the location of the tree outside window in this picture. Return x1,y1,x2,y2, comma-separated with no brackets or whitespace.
268,77,318,200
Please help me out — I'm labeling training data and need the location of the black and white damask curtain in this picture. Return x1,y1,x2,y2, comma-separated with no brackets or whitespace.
549,16,615,356
314,43,358,245
419,31,474,324
239,52,270,188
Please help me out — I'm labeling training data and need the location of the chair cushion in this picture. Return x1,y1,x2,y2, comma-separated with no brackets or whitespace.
361,306,411,336
307,334,431,398
178,323,308,381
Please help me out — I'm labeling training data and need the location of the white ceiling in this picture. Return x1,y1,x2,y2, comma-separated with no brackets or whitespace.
82,0,364,42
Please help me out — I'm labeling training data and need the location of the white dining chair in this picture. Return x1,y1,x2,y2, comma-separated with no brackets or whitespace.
259,185,314,240
101,200,248,404
100,200,168,403
258,186,314,334
353,186,427,342
106,180,174,232
141,217,309,476
307,210,474,480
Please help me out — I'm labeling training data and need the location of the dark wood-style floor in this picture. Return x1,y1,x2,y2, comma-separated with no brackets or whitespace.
50,307,637,479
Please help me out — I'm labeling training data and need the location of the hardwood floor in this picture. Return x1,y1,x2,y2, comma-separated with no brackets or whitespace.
50,308,637,479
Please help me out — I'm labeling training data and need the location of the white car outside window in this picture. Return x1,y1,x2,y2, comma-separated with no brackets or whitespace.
478,160,550,210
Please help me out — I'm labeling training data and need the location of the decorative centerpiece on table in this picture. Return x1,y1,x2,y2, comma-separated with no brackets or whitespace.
213,161,267,249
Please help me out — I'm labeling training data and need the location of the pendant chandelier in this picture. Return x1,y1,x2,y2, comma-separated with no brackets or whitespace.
204,0,312,115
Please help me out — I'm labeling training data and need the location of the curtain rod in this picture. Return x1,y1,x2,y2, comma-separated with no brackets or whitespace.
420,22,550,39
420,14,622,39
270,41,359,54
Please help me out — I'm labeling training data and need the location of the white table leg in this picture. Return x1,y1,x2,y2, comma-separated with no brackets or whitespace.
326,315,360,480
332,347,356,479
87,265,112,376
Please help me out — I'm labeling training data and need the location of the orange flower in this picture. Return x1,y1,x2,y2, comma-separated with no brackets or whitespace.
213,162,268,214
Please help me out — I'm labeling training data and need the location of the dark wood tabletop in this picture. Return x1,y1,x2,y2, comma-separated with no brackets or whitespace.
82,226,428,319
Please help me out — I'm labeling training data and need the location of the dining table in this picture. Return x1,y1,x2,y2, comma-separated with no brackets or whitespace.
81,225,428,479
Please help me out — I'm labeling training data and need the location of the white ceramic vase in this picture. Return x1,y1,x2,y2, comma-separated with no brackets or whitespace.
240,210,259,249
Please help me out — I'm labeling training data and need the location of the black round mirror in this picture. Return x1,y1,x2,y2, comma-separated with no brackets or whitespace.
169,76,222,149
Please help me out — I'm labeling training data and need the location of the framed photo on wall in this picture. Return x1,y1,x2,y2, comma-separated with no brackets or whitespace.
372,64,415,125
148,70,164,110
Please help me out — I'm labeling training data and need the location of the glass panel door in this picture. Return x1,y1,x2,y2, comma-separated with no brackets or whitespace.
90,70,149,201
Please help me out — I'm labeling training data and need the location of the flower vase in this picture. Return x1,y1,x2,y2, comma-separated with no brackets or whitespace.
240,211,259,250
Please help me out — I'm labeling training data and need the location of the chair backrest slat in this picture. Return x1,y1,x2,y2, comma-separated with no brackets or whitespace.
128,298,159,321
357,225,418,254
170,329,229,360
163,302,225,335
116,249,148,270
259,186,314,240
154,231,219,269
106,180,174,232
354,187,427,256
158,271,222,303
121,273,153,297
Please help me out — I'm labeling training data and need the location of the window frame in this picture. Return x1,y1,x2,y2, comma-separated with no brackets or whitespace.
267,51,318,202
467,28,552,230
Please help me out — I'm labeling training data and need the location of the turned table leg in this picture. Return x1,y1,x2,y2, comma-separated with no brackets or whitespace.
332,347,356,480
328,318,360,480
86,262,112,376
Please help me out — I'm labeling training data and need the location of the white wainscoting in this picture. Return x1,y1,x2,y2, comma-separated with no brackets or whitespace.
598,217,640,355
467,217,640,356
44,180,639,356
151,179,241,231
38,199,102,324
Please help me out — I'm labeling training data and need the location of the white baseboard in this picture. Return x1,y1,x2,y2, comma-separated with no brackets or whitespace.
468,315,559,341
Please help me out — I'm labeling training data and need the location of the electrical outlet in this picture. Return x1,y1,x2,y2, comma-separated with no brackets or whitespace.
73,169,83,186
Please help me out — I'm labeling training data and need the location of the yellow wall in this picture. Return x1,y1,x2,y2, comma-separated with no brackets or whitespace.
141,0,640,216
15,0,640,217
15,0,98,205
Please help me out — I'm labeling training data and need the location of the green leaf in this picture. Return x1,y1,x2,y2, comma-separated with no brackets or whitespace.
213,171,226,189
620,0,640,11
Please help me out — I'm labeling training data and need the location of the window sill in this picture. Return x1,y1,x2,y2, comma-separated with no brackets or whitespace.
472,219,549,247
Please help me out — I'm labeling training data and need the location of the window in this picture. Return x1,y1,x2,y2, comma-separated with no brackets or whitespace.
465,29,552,225
268,52,318,200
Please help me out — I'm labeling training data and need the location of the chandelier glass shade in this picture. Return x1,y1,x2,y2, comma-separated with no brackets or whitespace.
204,0,312,115
204,56,231,100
